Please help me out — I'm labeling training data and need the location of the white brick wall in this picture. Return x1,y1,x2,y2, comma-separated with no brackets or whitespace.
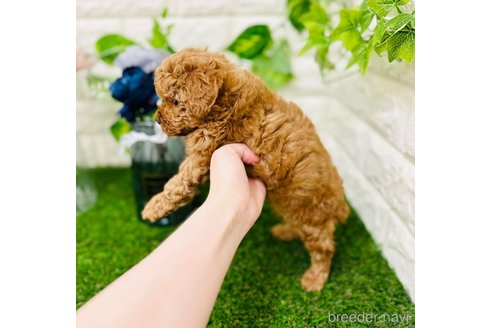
76,0,415,300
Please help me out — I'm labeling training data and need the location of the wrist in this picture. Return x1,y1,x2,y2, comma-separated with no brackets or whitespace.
202,195,252,241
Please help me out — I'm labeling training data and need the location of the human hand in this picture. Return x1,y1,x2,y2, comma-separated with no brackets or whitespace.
206,144,266,229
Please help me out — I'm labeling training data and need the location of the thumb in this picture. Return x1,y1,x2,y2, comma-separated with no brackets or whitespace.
220,143,260,165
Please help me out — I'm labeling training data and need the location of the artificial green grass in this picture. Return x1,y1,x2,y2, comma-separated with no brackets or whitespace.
77,168,414,327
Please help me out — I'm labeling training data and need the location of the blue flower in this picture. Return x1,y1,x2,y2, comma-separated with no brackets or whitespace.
109,67,158,122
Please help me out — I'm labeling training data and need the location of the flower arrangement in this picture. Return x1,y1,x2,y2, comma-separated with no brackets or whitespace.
92,7,175,141
110,46,168,123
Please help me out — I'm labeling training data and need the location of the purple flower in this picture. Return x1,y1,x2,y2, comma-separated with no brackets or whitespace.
115,45,169,73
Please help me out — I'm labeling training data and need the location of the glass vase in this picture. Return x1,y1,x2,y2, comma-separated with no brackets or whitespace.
130,121,199,226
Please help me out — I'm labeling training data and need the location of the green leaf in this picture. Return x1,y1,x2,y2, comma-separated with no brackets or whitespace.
386,29,414,62
385,13,414,36
227,25,272,59
371,17,388,54
315,43,335,73
110,118,132,141
371,17,387,46
301,20,326,37
330,9,363,51
372,13,415,61
95,34,137,64
374,41,386,55
347,41,372,74
251,39,294,89
359,1,375,32
298,32,329,56
287,0,311,32
367,0,409,18
298,1,329,35
149,19,175,53
299,39,317,56
161,7,169,18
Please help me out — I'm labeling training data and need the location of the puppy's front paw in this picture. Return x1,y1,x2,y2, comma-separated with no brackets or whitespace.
141,196,174,223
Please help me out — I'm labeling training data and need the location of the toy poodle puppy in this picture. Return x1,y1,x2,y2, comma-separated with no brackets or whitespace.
142,48,349,291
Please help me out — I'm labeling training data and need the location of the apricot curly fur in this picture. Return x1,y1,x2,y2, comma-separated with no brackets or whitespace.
142,48,350,291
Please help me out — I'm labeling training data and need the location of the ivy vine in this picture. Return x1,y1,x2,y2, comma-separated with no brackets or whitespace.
288,0,415,74
89,0,415,98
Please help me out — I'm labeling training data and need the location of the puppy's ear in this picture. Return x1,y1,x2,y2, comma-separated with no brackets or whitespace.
180,69,223,117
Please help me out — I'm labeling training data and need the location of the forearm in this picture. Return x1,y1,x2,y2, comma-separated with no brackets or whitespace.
154,197,249,327
77,197,250,328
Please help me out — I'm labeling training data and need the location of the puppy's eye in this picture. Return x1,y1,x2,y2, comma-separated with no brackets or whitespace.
172,99,179,106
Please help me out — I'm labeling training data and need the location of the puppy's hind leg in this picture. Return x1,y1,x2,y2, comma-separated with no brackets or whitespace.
298,218,337,292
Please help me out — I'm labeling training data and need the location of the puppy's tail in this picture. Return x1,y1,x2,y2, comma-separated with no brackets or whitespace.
335,199,350,224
